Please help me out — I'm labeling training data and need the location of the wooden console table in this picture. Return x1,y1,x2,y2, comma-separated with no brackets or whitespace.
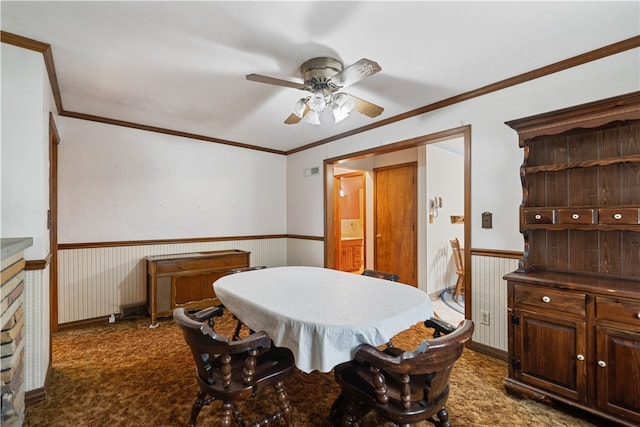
146,249,249,326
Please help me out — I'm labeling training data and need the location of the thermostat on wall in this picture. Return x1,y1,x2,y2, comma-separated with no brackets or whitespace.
303,166,320,177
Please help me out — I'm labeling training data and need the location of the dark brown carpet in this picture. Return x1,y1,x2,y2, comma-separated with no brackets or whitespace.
25,312,603,426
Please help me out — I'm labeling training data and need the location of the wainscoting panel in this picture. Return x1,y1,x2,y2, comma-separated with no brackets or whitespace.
471,254,519,353
58,238,287,324
24,268,50,392
286,238,324,267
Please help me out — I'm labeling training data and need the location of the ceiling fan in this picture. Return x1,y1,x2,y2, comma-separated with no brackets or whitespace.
246,57,384,125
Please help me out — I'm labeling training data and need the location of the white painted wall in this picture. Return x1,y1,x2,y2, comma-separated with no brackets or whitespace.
1,43,50,260
286,49,640,256
1,42,55,393
57,117,287,243
426,142,464,296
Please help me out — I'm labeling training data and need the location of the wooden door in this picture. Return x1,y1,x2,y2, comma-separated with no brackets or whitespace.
374,163,417,286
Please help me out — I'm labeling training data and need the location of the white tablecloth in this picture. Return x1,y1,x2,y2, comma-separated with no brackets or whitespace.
213,266,434,373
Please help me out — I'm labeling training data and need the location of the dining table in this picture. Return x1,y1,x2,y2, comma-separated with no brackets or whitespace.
213,266,434,373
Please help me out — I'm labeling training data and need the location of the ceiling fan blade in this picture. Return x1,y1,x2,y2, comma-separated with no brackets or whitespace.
284,104,310,125
246,73,306,90
345,94,384,118
327,58,381,89
284,113,303,125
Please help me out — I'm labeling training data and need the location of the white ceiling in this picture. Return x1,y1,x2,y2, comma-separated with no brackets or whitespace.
2,1,639,153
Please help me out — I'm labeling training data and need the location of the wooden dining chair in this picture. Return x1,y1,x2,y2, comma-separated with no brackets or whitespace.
332,319,474,427
450,238,464,301
227,265,267,274
227,266,267,340
361,269,399,282
361,268,400,349
174,307,296,427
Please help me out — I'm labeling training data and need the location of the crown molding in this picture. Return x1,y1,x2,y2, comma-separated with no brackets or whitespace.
3,30,638,156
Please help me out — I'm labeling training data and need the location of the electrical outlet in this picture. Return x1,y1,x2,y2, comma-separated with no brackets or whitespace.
109,314,116,324
481,310,490,326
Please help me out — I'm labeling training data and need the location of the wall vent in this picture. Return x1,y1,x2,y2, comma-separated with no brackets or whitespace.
303,166,320,177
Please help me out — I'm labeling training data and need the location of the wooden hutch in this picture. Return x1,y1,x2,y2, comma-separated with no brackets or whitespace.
503,92,640,426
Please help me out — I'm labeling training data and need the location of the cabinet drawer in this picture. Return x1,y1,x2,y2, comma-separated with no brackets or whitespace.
514,284,585,316
597,207,640,225
156,253,248,274
556,208,596,224
596,296,640,326
524,209,555,224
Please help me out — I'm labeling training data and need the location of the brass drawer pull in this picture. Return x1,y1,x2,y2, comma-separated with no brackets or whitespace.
613,213,622,220
598,360,607,368
571,213,580,220
542,296,551,303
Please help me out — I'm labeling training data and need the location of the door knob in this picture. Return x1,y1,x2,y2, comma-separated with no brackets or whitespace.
376,234,382,238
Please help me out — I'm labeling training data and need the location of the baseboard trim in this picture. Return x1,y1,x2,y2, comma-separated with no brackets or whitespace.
25,362,52,406
25,387,47,406
58,314,119,330
469,340,507,361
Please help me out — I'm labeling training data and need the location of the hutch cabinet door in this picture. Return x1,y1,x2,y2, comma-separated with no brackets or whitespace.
595,325,640,423
514,309,587,403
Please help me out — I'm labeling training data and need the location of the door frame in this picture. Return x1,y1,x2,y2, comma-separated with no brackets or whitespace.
324,125,471,319
49,113,60,334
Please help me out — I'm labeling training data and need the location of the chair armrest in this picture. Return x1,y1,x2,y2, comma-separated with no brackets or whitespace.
191,306,224,322
227,330,272,353
424,317,455,337
228,266,267,274
355,344,401,365
357,339,430,364
400,341,429,360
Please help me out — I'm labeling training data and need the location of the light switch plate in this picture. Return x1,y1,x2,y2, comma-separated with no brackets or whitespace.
482,211,493,229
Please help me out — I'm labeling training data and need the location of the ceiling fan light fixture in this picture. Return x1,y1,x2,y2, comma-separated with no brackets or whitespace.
292,98,308,118
308,91,326,112
331,92,348,107
248,56,383,126
331,93,356,123
333,105,350,123
305,110,321,125
343,98,355,112
331,93,355,123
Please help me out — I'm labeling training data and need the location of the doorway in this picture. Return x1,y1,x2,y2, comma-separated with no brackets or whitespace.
324,126,471,319
334,172,365,272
